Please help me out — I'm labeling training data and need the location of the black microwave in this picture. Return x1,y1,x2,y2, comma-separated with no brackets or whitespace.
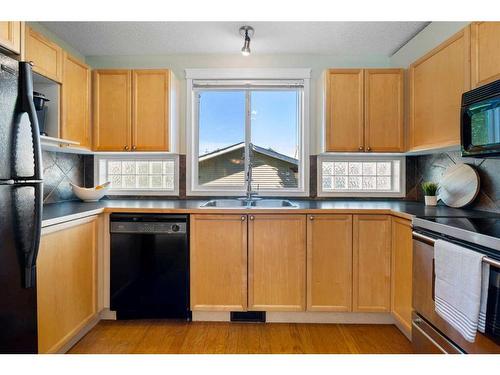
461,79,500,157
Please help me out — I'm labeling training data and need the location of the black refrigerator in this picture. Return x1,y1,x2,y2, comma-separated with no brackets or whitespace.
0,52,43,354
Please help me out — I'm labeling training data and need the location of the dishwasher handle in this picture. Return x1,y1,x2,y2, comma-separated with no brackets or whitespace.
110,221,187,234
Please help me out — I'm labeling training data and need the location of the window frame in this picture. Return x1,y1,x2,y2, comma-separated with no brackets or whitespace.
317,154,406,198
186,69,310,197
94,153,180,196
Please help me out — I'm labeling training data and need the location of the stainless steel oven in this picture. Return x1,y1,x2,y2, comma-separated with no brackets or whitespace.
412,218,500,354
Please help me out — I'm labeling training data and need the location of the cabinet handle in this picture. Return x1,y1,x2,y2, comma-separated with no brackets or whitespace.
366,146,371,151
241,216,246,221
123,145,129,151
309,215,314,220
249,216,254,221
358,146,363,151
132,145,137,151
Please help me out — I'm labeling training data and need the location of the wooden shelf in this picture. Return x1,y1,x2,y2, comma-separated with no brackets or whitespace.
40,135,92,154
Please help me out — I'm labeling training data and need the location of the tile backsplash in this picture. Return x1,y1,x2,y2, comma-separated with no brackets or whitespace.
43,150,500,213
42,151,92,204
406,151,500,213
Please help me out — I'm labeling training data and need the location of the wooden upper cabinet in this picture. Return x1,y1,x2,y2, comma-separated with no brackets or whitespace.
92,70,132,151
325,68,404,152
61,53,91,148
37,217,98,354
132,70,170,151
471,22,500,88
190,214,248,311
248,214,306,311
391,217,413,337
364,69,404,152
353,215,391,312
93,68,174,152
25,26,63,83
307,214,353,312
325,69,364,152
409,27,471,151
0,21,22,54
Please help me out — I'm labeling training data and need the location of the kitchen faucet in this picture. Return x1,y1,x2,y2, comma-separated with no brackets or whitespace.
244,143,259,203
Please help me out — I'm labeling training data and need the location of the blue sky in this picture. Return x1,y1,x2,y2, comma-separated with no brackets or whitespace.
198,90,299,158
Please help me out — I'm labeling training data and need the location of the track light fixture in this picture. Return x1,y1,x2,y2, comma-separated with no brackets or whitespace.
239,26,254,56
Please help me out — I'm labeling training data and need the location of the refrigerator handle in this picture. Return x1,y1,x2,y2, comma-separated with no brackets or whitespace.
24,183,42,288
19,62,43,181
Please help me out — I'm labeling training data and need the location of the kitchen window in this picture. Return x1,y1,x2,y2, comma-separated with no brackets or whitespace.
94,154,179,196
317,155,405,197
186,69,310,196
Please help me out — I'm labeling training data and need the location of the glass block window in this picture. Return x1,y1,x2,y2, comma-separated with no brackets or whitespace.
319,156,404,197
95,156,178,195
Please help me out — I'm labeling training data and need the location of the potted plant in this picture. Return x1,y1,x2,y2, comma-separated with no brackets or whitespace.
421,181,439,206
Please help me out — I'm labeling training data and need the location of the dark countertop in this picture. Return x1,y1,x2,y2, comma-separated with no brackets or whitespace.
42,199,500,227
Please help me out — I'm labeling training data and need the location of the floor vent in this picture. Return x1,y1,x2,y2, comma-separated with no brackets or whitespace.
230,311,266,323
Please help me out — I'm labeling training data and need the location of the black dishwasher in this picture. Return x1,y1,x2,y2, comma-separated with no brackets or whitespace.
110,213,190,320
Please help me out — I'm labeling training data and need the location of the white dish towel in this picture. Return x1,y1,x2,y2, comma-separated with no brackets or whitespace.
478,263,490,333
434,239,484,342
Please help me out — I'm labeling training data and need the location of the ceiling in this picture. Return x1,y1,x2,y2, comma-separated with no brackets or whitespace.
40,21,430,57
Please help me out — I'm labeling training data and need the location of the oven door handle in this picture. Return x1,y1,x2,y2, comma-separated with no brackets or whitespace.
413,231,500,268
413,231,436,246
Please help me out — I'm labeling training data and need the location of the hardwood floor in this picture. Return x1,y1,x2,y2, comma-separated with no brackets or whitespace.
68,321,413,354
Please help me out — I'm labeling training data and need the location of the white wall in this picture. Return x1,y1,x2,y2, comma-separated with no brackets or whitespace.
390,21,470,67
86,54,391,154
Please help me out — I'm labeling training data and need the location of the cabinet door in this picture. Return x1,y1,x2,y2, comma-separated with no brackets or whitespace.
190,214,247,311
364,69,404,152
0,21,22,54
92,70,132,151
132,69,170,151
471,22,500,88
409,27,470,151
353,215,391,312
37,217,98,354
248,214,306,311
391,217,413,336
325,69,364,152
25,26,63,82
61,53,91,148
307,214,352,312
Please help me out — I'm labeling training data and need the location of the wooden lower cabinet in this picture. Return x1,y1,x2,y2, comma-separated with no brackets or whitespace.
307,214,353,311
190,214,248,311
37,216,98,353
391,217,413,336
353,215,391,312
248,215,306,311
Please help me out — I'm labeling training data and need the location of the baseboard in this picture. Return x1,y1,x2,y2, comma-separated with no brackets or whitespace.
192,311,230,322
55,315,101,354
100,308,117,320
392,313,412,340
192,310,395,325
266,311,395,324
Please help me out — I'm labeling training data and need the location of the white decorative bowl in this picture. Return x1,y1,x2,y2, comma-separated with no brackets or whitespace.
70,182,110,202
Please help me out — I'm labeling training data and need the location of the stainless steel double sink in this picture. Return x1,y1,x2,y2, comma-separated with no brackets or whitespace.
200,199,298,209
